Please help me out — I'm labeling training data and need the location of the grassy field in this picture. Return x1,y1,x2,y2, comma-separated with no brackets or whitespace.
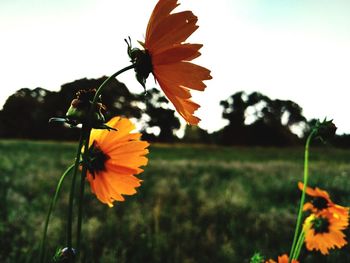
0,140,349,263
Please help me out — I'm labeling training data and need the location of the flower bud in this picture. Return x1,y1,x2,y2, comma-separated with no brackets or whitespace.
65,89,106,127
313,119,337,142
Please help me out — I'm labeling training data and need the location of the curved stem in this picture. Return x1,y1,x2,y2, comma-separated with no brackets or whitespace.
75,64,135,260
39,163,75,263
67,133,85,251
289,130,317,261
92,64,135,104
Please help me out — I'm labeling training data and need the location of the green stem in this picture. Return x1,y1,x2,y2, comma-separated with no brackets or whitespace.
289,130,317,261
92,64,135,104
75,64,135,260
76,131,91,256
292,231,305,260
39,164,75,263
67,133,85,251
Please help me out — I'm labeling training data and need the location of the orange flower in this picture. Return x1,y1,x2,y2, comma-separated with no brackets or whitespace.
298,182,349,222
265,254,299,263
303,212,348,255
85,116,149,207
128,0,212,125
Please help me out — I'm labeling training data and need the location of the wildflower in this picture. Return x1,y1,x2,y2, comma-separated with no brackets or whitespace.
303,212,348,255
127,0,212,125
265,254,298,263
298,182,349,223
84,116,149,207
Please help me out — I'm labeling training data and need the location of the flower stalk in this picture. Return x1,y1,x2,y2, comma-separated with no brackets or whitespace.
289,129,317,262
66,133,85,254
72,64,136,261
39,163,75,263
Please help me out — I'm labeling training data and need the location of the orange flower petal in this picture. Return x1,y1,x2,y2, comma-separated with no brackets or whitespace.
152,44,202,65
147,11,198,51
154,61,212,91
86,117,149,207
303,213,348,255
142,0,212,125
157,77,201,124
146,0,179,42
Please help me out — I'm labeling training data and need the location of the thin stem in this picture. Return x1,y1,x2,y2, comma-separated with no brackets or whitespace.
76,131,91,255
93,64,135,104
39,164,75,263
292,231,305,260
289,130,317,261
75,64,135,260
67,133,85,250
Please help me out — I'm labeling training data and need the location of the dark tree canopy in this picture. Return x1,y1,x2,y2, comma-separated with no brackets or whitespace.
0,78,182,142
219,91,307,146
1,82,347,146
140,88,180,142
0,88,60,139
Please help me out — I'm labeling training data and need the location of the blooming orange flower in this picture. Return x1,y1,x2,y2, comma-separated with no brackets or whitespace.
85,116,149,207
298,182,349,223
303,212,348,255
128,0,212,125
265,254,299,263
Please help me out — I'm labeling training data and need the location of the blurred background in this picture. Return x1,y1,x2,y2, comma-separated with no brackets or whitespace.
0,0,350,262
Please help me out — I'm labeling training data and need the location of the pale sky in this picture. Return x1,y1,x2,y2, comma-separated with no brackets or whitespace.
1,0,350,134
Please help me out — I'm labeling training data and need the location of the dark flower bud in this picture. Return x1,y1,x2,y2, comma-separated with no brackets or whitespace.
65,88,106,127
313,118,337,142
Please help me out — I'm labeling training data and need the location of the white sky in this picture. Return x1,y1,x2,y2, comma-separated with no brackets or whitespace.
1,0,350,134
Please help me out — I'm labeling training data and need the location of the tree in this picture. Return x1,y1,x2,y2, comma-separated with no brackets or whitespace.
0,88,55,139
0,77,145,140
140,88,180,142
58,77,142,121
219,91,307,146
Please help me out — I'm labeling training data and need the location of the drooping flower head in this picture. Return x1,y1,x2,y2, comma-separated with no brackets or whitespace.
127,0,212,125
303,212,348,255
298,182,349,223
85,116,149,207
265,254,299,263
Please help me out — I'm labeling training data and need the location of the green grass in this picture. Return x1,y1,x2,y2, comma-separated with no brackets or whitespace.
0,140,349,263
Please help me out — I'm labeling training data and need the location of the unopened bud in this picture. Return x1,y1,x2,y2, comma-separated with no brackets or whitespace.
65,89,106,126
314,119,337,142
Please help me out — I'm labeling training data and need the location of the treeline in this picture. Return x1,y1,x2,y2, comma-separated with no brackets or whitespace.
0,77,349,147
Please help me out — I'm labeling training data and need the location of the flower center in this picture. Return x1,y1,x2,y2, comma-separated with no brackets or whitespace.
86,141,110,177
312,197,329,211
312,217,330,234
